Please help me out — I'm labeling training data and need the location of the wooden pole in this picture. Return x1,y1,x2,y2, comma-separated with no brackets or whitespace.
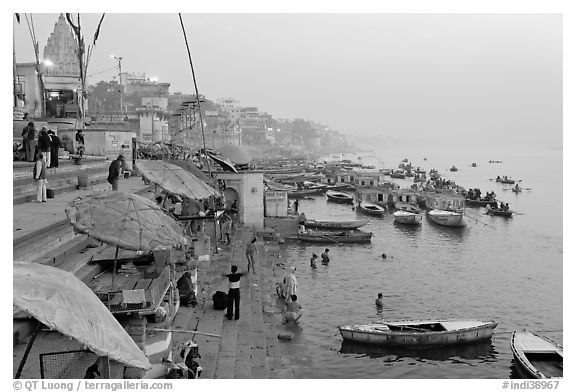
15,321,42,379
149,328,221,338
112,245,119,287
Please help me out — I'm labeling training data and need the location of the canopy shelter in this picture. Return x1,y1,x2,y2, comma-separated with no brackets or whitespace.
220,144,253,165
205,152,238,173
65,191,188,252
13,262,151,371
167,159,211,184
137,159,220,200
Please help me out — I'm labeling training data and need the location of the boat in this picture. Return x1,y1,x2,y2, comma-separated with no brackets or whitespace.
287,188,324,199
486,208,513,218
428,209,465,227
424,192,466,227
465,198,493,207
512,186,522,193
496,177,515,184
450,165,458,172
511,330,563,378
297,230,373,243
489,160,503,163
324,183,356,192
339,319,498,347
393,210,422,225
471,162,477,167
326,190,355,204
389,170,406,179
357,202,386,217
303,219,369,230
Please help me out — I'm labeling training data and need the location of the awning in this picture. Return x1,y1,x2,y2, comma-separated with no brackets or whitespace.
13,262,151,370
206,152,238,173
137,159,221,199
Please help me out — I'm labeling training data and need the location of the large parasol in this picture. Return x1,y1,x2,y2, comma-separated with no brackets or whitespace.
220,144,253,165
137,159,220,200
65,191,188,251
13,262,151,371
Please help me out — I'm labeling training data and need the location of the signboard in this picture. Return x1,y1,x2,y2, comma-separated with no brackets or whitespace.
265,191,288,217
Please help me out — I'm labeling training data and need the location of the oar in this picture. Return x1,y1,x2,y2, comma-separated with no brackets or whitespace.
464,213,496,229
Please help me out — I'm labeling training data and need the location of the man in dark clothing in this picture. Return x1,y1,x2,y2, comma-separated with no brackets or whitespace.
38,127,51,167
48,130,60,168
21,122,36,162
107,155,125,191
222,265,245,320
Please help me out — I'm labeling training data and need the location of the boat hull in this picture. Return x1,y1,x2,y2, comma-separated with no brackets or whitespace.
297,231,372,243
358,202,386,217
466,199,492,207
427,209,466,227
339,319,497,347
511,331,563,379
487,209,513,218
326,191,355,204
393,211,422,225
303,219,369,230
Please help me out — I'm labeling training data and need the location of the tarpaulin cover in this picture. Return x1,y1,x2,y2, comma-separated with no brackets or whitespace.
65,191,188,251
137,159,220,199
13,262,151,370
205,152,239,173
167,159,212,184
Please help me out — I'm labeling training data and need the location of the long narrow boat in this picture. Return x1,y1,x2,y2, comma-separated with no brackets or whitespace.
497,178,515,184
511,330,563,378
326,190,355,204
393,210,422,225
465,198,493,207
339,319,498,347
287,187,325,199
303,219,369,230
427,209,466,227
486,208,513,218
297,230,373,243
357,202,386,217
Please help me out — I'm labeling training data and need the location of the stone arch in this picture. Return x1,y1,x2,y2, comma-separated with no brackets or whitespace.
223,187,240,210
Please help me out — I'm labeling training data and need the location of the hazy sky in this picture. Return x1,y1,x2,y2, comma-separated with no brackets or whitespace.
12,13,562,146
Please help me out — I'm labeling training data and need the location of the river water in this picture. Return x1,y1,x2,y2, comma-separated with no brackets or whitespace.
276,143,562,378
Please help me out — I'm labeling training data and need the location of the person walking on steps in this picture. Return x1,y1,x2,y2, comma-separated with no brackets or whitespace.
33,153,47,202
222,265,245,320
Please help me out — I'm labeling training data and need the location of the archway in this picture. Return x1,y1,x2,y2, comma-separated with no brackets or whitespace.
223,187,240,211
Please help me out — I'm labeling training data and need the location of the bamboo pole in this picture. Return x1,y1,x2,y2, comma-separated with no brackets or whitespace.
149,328,221,338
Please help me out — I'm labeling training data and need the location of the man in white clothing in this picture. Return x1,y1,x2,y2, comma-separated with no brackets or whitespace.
34,153,47,202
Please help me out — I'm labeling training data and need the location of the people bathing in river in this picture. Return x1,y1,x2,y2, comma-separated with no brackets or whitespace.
375,293,385,308
321,249,330,264
310,253,318,268
283,295,303,324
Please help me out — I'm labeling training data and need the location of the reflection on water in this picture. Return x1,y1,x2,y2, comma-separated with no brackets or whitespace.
339,340,497,362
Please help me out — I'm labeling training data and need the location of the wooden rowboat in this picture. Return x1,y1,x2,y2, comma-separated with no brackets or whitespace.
511,330,563,378
393,210,422,225
357,202,386,217
326,190,355,204
297,230,373,243
486,208,513,218
465,198,493,207
427,209,466,227
303,219,369,230
339,319,498,347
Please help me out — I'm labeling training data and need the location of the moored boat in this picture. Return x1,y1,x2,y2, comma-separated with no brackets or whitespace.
357,202,386,217
339,319,498,347
303,219,369,230
450,165,458,172
428,209,465,227
511,330,563,378
465,198,493,207
390,170,406,179
393,210,422,225
287,187,325,199
326,190,355,204
297,230,373,243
